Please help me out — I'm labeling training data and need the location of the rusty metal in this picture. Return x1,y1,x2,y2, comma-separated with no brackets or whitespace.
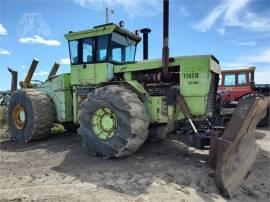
12,104,26,129
176,95,191,119
211,96,270,197
162,0,170,79
23,59,39,87
48,62,60,80
176,95,198,134
208,129,223,168
7,67,18,93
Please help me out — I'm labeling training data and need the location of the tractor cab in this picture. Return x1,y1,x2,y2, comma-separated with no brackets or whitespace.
65,23,141,85
65,23,141,65
218,67,256,101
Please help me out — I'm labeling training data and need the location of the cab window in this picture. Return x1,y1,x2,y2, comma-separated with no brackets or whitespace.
224,74,235,86
97,35,109,62
110,32,137,63
82,38,93,63
238,73,247,85
69,40,79,64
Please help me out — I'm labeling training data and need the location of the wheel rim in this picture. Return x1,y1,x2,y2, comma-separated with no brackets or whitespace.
92,107,117,140
12,104,26,129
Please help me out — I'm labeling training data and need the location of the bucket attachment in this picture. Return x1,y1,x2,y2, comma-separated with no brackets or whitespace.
209,96,270,197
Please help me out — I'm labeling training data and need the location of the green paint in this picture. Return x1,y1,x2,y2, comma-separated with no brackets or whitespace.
39,55,219,124
92,107,117,140
115,59,162,73
19,110,26,123
38,74,73,122
65,24,140,42
115,55,219,74
145,96,185,123
123,72,132,80
71,63,114,85
72,86,77,123
34,23,221,127
125,80,148,96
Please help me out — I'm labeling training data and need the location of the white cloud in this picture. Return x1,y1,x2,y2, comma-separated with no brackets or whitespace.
34,71,49,76
179,7,189,16
254,71,270,84
21,65,26,69
221,62,247,68
0,48,10,55
19,35,61,46
24,71,49,77
194,3,228,32
231,40,257,47
215,27,225,35
0,24,8,35
16,13,51,37
74,0,162,18
221,47,270,83
59,58,70,65
236,41,256,47
240,47,270,64
223,0,250,24
194,0,270,33
223,47,270,67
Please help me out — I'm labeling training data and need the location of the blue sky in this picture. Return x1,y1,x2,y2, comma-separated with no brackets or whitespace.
0,0,269,90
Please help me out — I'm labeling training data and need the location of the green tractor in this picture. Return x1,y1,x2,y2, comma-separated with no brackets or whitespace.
7,0,269,198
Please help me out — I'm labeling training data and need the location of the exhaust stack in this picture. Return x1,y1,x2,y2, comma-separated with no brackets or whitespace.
48,62,60,80
162,0,170,79
140,28,151,60
23,59,39,87
7,67,18,94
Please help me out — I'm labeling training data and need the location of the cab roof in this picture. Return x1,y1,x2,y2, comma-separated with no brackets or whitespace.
64,23,141,41
222,66,256,73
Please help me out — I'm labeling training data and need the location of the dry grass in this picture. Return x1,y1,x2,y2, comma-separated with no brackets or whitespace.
0,106,8,138
0,106,7,125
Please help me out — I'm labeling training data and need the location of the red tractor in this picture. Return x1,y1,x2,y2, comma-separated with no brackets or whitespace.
217,67,270,126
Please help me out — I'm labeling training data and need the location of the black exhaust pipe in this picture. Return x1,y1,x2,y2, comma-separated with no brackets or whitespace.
162,0,170,79
7,67,18,94
140,28,151,60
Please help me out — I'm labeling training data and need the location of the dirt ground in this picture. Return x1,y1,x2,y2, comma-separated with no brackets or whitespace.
0,123,269,202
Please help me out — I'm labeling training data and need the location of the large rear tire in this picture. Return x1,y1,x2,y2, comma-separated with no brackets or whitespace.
78,85,149,158
8,89,54,142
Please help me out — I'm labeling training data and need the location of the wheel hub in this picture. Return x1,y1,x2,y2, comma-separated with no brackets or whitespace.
12,104,26,129
92,107,117,140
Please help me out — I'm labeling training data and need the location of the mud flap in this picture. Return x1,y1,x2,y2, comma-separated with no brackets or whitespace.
209,96,270,197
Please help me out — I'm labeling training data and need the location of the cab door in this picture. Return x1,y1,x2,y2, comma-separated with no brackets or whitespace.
70,37,95,85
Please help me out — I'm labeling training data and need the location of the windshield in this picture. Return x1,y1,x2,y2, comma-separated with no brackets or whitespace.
110,32,137,63
68,33,137,65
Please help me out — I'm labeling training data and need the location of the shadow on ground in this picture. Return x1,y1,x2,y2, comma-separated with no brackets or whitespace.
1,130,269,201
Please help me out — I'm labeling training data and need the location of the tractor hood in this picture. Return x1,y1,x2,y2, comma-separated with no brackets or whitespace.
114,55,221,75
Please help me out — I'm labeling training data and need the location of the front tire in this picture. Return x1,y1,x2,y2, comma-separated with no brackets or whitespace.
78,85,149,158
8,89,55,142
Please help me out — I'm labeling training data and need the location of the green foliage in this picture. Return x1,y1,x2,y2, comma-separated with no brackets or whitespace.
51,123,65,134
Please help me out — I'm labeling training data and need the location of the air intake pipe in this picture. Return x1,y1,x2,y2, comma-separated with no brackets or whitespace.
7,67,18,94
162,0,171,79
140,28,151,60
